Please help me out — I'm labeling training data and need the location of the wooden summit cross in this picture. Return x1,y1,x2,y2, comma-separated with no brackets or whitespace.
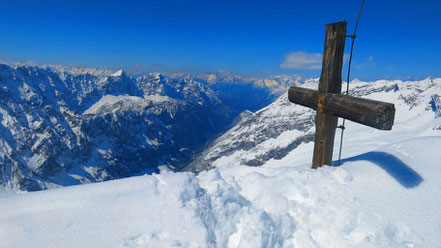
288,21,396,169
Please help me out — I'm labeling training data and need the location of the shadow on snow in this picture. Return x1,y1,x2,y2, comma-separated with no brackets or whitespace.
333,151,423,188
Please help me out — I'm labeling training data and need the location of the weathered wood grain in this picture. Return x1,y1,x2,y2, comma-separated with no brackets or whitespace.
288,86,396,130
312,21,347,168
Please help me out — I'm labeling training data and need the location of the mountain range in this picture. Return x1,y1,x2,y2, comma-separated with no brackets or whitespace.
1,64,440,192
0,64,299,191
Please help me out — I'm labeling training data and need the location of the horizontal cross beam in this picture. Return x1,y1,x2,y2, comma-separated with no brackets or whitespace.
288,86,395,130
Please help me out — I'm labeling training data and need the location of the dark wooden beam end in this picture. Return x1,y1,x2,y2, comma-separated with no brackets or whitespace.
288,86,396,130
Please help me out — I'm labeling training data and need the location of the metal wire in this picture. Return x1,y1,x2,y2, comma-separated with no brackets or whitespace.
337,0,365,165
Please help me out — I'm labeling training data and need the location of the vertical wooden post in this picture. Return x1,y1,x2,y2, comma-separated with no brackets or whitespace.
312,21,347,168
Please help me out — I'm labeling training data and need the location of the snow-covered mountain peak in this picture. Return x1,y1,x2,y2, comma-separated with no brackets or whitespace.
110,69,127,77
83,95,145,115
137,72,164,82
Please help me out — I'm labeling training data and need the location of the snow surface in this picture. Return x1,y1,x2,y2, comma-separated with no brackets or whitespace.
83,94,172,114
144,94,172,103
111,70,125,77
1,79,441,247
83,95,145,114
1,136,440,247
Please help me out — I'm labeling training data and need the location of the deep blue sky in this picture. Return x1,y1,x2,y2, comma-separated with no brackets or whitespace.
0,0,440,80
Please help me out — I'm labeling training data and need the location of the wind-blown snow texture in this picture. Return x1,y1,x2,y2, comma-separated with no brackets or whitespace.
0,77,440,247
0,65,297,191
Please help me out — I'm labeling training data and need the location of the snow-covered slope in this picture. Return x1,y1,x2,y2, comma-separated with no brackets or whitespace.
0,108,440,247
186,78,441,172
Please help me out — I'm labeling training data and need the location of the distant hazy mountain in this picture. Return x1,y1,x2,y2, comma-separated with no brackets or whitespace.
168,70,302,113
46,64,115,77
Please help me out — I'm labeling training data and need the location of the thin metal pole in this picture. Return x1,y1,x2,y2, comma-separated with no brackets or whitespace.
338,0,365,165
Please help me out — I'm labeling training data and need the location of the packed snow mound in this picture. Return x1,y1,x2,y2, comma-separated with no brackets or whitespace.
1,134,440,247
